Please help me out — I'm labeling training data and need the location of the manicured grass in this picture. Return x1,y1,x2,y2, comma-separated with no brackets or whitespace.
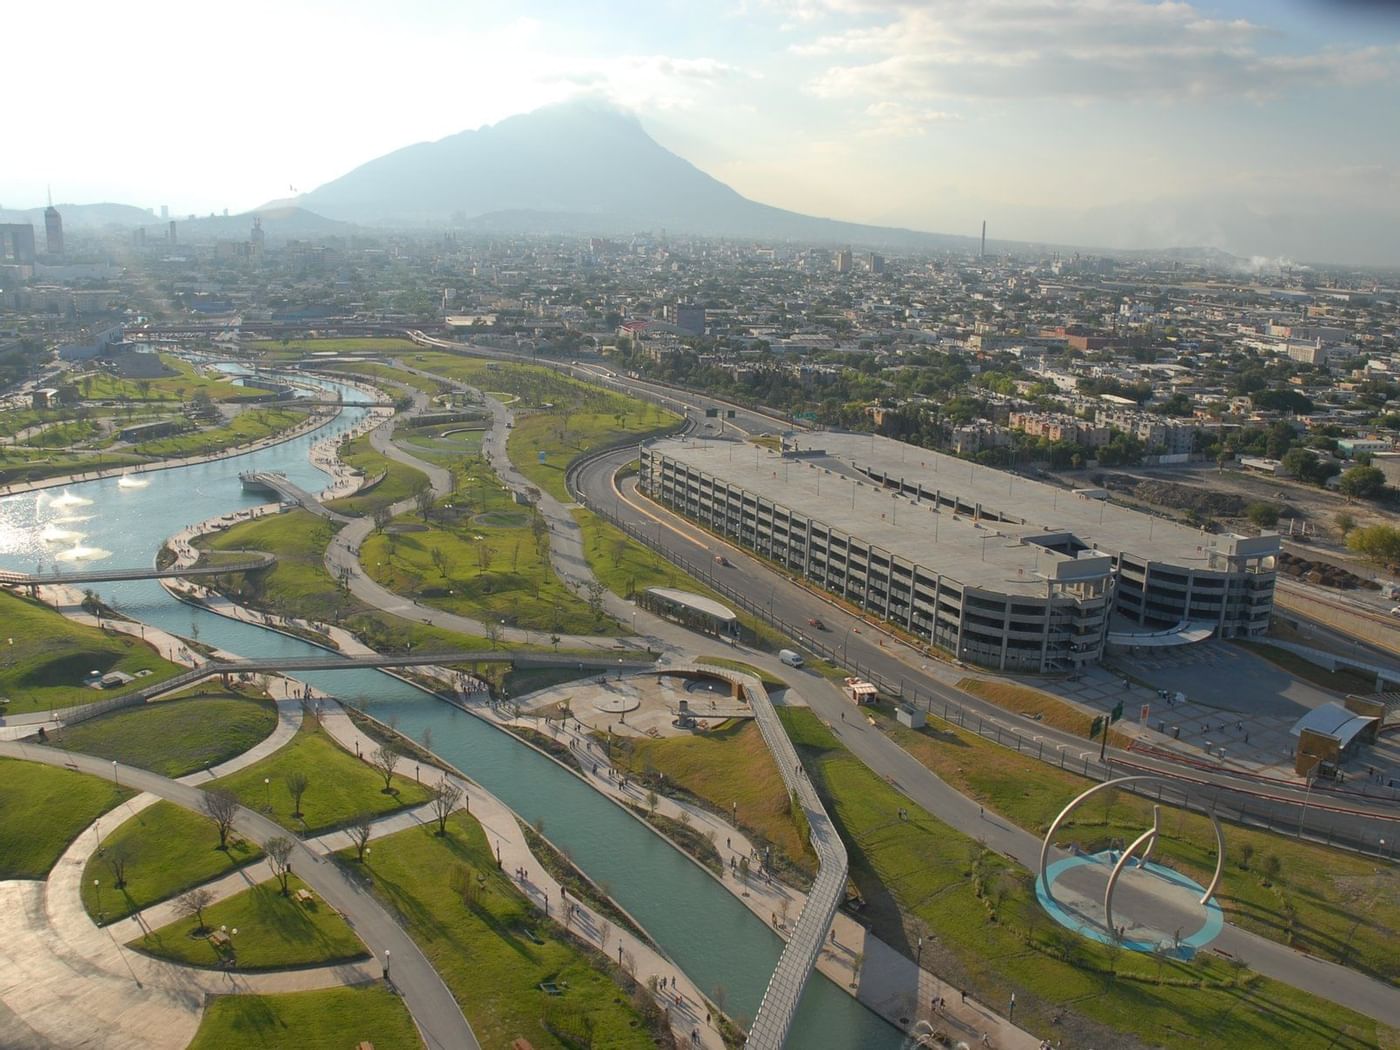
129,406,310,458
0,590,184,716
78,354,255,403
361,452,614,635
188,986,421,1050
610,717,815,880
197,508,489,654
81,800,262,922
20,417,103,447
957,676,1131,746
46,694,278,778
696,657,788,691
132,875,368,970
323,359,446,397
0,758,134,878
325,435,429,516
875,700,1400,983
510,406,676,503
352,812,661,1049
214,715,431,835
780,707,1397,1050
0,448,148,486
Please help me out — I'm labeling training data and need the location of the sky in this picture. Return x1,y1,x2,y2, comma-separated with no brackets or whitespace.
7,0,1400,261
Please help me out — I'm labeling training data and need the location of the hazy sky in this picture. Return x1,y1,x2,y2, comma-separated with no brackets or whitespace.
7,0,1400,258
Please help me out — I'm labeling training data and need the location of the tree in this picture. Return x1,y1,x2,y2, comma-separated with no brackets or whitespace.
371,743,401,793
266,835,294,895
586,579,606,620
350,815,374,862
1348,524,1400,567
1339,465,1387,501
1260,853,1283,886
1246,502,1280,529
430,779,464,836
373,506,392,533
106,842,130,889
200,787,240,850
646,788,659,815
1335,511,1357,536
178,887,216,933
286,770,309,818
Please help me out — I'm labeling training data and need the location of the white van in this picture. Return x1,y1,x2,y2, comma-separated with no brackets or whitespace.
779,649,805,668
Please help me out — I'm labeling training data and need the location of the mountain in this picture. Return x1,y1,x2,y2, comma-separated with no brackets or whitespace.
288,100,984,250
133,206,354,241
0,202,160,228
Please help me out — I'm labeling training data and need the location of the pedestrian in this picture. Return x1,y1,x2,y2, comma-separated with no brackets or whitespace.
961,988,967,1004
1009,992,1016,1020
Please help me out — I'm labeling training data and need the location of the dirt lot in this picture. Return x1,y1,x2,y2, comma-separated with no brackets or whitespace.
1086,463,1394,566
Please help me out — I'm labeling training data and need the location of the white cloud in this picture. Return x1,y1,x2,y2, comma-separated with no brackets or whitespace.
791,1,1398,104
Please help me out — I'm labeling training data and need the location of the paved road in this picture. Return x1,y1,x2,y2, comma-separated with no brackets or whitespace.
0,740,479,1050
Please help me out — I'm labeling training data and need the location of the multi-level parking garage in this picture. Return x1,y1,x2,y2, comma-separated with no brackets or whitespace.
640,432,1279,673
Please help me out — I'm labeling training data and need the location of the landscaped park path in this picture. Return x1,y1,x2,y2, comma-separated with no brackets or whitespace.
312,699,730,1050
0,740,479,1050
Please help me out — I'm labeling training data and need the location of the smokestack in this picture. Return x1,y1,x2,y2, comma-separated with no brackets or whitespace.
981,220,986,258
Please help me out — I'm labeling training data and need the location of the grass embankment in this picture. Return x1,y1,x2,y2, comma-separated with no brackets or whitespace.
19,417,105,447
874,700,1400,983
320,359,446,398
0,758,134,878
46,692,277,777
324,434,430,517
781,707,1397,1050
957,677,1132,747
254,336,421,359
361,452,614,635
215,714,431,835
572,507,803,657
128,405,311,458
132,874,367,970
0,448,149,486
609,718,814,882
78,354,257,403
352,812,666,1049
1234,640,1379,695
197,508,489,654
81,801,262,922
0,590,184,716
396,424,485,462
188,987,421,1050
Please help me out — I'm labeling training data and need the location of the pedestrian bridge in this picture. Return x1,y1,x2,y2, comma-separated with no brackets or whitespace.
0,553,276,587
240,471,353,524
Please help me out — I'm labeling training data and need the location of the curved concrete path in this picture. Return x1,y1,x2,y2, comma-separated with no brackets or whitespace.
0,741,478,1050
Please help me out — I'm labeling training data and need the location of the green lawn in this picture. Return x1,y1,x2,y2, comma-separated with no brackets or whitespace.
0,448,149,486
352,813,662,1049
20,417,103,448
361,452,615,635
0,591,185,716
779,707,1397,1050
81,800,262,922
188,987,421,1050
0,758,134,879
77,354,256,403
214,716,431,835
45,693,278,778
132,874,368,970
876,700,1400,984
322,359,446,398
610,716,815,881
509,406,676,503
129,406,310,458
325,435,429,517
197,508,491,654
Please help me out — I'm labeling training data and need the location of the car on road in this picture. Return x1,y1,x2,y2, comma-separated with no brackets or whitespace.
807,617,825,630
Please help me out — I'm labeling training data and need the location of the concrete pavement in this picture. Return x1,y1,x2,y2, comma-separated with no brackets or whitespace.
0,740,479,1050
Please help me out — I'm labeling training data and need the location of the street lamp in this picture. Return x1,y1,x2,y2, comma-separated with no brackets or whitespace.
112,759,118,785
916,935,923,967
263,777,271,811
383,949,391,979
93,878,102,919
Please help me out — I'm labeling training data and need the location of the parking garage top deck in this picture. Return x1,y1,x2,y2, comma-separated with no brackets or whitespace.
646,432,1276,597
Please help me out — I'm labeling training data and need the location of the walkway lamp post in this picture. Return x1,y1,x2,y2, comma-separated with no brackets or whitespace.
93,878,101,920
915,935,923,968
383,949,391,979
112,759,118,785
263,777,271,811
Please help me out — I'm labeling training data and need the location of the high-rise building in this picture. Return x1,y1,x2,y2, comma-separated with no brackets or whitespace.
674,304,705,337
160,204,169,220
0,224,37,264
835,249,853,273
44,205,63,256
250,216,265,258
868,253,885,274
168,220,177,245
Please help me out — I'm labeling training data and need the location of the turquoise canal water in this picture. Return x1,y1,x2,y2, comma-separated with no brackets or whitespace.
0,376,902,1049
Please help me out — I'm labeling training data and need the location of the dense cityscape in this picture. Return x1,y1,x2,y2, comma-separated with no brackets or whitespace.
4,3,1400,1047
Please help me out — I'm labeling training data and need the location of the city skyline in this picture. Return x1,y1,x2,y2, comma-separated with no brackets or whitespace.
5,0,1400,262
